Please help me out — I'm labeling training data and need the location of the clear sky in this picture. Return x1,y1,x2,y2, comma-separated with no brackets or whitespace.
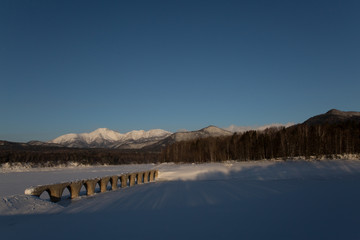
1,0,359,142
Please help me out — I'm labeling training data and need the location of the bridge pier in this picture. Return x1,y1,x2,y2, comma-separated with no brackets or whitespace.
100,177,111,192
48,188,62,202
48,183,69,202
110,176,118,190
137,172,143,184
149,170,155,182
69,181,83,199
143,171,149,183
120,175,127,188
84,179,99,196
129,174,136,186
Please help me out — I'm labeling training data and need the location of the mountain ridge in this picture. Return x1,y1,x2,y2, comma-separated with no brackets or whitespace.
304,109,360,125
3,109,358,150
49,128,172,149
48,126,234,149
143,125,234,150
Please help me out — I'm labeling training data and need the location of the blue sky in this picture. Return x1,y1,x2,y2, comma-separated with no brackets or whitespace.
1,0,359,142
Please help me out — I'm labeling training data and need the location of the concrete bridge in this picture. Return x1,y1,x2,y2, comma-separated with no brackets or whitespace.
25,170,159,202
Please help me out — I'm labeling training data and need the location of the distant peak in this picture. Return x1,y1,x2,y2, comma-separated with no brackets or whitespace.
94,128,111,131
92,128,118,134
202,125,219,130
325,109,360,117
326,109,342,115
200,125,232,134
304,109,360,125
176,129,189,133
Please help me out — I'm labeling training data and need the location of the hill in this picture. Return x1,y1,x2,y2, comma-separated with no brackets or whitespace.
304,109,360,125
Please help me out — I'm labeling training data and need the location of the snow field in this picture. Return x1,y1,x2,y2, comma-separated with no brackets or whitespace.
1,160,360,239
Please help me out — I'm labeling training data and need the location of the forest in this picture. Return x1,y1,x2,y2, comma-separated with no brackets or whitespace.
0,146,159,167
160,120,360,163
0,120,359,167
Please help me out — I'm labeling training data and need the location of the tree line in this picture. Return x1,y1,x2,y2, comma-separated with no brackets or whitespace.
1,120,359,167
160,121,360,163
0,147,160,167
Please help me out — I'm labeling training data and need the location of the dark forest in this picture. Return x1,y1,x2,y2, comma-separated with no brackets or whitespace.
160,120,360,163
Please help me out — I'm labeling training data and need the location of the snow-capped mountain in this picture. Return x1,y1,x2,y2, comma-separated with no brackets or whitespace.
145,126,233,150
172,125,233,142
49,126,233,149
49,128,172,149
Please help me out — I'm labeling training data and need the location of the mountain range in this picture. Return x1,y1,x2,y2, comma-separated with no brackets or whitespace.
48,126,234,149
48,128,172,149
1,109,358,150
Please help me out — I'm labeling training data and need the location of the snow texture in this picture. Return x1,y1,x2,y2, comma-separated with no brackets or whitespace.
171,125,232,142
225,122,295,133
1,160,360,239
49,128,172,148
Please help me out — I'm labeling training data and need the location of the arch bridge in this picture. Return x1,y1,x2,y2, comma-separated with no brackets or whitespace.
25,170,159,202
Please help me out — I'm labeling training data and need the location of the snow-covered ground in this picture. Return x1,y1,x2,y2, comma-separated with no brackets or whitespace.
1,160,360,239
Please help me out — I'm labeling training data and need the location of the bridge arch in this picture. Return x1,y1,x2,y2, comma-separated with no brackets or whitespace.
79,183,87,196
94,181,101,193
142,172,146,183
106,179,112,191
39,189,51,201
117,176,122,188
61,186,71,200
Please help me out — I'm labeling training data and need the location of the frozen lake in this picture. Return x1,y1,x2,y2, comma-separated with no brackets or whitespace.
1,160,360,239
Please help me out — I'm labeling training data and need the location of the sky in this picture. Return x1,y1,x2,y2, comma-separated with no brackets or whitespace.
1,0,359,142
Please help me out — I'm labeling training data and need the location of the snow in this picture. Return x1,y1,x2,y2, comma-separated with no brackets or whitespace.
172,126,232,142
225,123,295,133
87,128,124,142
1,160,360,239
122,129,172,141
201,125,232,135
1,195,63,215
49,128,172,147
49,128,124,144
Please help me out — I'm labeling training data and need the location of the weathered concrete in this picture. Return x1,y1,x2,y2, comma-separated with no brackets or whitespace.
120,175,127,188
25,170,158,203
84,179,100,196
110,176,118,190
46,183,69,202
129,173,136,186
149,170,155,182
137,172,143,184
100,177,111,192
69,181,83,199
143,171,149,183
